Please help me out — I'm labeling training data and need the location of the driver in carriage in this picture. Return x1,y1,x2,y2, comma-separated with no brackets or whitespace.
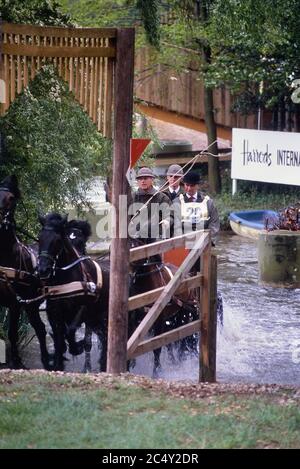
129,166,174,244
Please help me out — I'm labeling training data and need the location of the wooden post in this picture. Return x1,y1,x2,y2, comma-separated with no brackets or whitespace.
107,28,135,373
200,246,217,382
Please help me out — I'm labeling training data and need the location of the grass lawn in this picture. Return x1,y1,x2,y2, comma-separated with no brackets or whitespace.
0,370,299,449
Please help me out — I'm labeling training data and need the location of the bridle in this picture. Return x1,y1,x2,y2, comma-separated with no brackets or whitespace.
37,225,63,279
25,222,103,304
38,225,92,279
130,258,165,287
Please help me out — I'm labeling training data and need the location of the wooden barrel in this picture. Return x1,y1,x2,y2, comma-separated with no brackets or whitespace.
258,230,300,288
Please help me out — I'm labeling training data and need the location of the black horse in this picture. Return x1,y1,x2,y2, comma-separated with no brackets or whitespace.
37,213,109,372
64,219,96,372
0,175,51,369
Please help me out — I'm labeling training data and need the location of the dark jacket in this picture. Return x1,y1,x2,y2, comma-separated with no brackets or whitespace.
163,186,185,202
130,188,174,241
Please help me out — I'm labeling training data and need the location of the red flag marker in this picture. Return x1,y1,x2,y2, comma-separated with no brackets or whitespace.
130,138,151,169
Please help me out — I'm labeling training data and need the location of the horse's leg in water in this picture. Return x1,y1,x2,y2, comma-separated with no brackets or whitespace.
26,305,51,370
47,303,66,371
153,347,162,377
7,305,25,368
166,342,179,364
65,306,85,356
177,305,199,361
152,319,166,377
82,324,93,373
96,310,108,372
98,326,107,372
217,291,224,327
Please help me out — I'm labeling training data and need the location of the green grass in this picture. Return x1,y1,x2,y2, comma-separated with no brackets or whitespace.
0,371,299,449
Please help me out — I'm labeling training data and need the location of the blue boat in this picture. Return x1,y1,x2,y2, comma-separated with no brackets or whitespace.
229,210,279,239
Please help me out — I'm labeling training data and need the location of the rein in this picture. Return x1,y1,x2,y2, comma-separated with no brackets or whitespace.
38,250,90,274
132,262,164,278
59,255,91,271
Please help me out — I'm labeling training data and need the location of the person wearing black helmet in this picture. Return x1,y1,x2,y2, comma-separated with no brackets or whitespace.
179,171,220,245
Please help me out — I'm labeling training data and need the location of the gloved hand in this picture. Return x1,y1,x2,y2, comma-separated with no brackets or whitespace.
160,219,170,230
160,219,170,239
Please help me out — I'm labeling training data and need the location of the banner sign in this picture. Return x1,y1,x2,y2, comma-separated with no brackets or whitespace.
232,128,300,186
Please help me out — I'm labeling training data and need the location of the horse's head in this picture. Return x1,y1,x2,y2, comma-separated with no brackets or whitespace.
37,212,68,280
66,219,92,255
0,175,21,228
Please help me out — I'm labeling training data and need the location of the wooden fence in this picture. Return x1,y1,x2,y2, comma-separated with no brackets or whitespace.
135,46,257,130
0,23,136,377
127,230,218,382
0,23,116,136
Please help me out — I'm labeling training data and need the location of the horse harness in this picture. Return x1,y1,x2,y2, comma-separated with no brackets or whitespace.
0,239,38,293
40,258,103,302
0,246,103,304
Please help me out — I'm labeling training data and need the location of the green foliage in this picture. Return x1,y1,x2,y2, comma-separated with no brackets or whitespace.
59,0,166,49
215,171,300,230
135,0,161,48
0,65,112,235
59,0,140,27
0,307,31,349
206,0,300,111
0,0,72,25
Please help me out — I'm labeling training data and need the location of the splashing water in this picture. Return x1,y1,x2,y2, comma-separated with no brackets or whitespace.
21,233,300,385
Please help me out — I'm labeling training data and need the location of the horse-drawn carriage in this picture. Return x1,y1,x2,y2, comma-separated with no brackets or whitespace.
0,175,220,376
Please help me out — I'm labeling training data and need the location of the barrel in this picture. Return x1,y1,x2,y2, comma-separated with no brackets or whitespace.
258,230,300,288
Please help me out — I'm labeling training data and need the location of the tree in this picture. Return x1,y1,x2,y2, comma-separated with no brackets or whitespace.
0,1,112,235
206,0,300,132
59,0,223,192
154,0,221,193
0,65,111,234
0,0,72,25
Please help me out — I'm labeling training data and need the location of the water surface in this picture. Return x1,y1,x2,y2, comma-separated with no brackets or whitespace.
22,233,300,385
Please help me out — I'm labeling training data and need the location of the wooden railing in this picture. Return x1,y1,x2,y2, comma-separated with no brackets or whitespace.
135,46,257,130
127,230,218,383
0,23,116,136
